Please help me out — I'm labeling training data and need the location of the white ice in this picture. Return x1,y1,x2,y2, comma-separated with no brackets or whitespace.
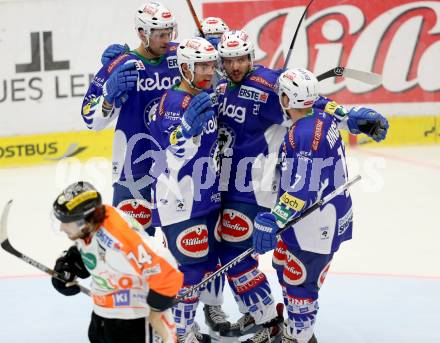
0,146,439,342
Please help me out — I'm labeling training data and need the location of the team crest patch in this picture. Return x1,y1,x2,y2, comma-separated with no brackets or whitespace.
176,225,209,258
117,199,152,228
221,209,252,243
283,251,307,286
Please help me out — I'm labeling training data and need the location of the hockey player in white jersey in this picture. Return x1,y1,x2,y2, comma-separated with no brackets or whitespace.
81,2,180,236
253,68,356,343
148,37,226,343
50,181,183,343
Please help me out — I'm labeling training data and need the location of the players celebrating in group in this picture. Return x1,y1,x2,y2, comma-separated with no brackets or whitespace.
50,1,391,342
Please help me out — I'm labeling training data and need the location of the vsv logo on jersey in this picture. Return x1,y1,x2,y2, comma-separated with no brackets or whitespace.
176,225,209,258
137,72,181,92
238,85,269,103
218,97,246,123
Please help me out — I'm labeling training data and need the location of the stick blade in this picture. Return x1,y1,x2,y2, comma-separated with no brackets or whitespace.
343,68,382,86
0,200,13,244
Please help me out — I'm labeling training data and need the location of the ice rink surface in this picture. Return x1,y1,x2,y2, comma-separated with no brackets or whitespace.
0,146,439,342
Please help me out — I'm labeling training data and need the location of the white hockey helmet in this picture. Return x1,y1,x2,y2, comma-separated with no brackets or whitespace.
177,37,219,84
218,30,255,62
277,68,319,109
135,2,177,37
200,17,229,37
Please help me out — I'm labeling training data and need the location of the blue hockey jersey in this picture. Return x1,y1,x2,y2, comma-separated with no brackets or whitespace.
272,109,353,254
81,44,181,183
216,65,351,209
148,86,221,226
216,65,287,208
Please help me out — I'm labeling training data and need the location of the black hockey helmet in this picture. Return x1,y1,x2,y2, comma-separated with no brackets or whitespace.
53,181,102,223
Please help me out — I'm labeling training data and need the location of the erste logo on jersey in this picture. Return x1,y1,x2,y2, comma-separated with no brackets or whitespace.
283,251,307,285
238,85,269,103
117,199,152,229
177,225,209,258
220,209,253,242
167,56,178,69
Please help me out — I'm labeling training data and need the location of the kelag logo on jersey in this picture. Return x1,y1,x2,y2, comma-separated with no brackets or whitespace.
218,98,246,123
137,72,181,92
238,85,269,103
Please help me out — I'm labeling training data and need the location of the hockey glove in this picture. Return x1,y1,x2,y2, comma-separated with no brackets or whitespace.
101,43,130,66
347,107,389,142
51,246,89,296
103,61,138,106
253,212,279,254
181,92,214,138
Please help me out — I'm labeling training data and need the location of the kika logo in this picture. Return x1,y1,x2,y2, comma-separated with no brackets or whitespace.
16,32,70,73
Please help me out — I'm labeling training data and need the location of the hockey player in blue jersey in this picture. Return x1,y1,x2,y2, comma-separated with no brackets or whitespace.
213,29,389,342
80,1,180,235
148,37,226,343
253,68,356,343
198,17,230,52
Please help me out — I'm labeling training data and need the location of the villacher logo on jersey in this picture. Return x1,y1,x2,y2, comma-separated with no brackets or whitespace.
1,31,94,103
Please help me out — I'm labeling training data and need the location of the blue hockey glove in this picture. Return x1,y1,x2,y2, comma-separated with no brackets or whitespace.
253,212,279,254
101,43,129,65
205,36,220,48
347,107,389,142
181,92,214,138
103,61,138,106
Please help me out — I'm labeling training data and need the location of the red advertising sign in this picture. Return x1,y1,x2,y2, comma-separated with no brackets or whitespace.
203,0,440,105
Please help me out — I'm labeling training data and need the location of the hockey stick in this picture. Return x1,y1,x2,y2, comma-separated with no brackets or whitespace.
0,200,91,296
317,67,382,86
283,0,315,69
186,0,205,37
174,175,362,303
